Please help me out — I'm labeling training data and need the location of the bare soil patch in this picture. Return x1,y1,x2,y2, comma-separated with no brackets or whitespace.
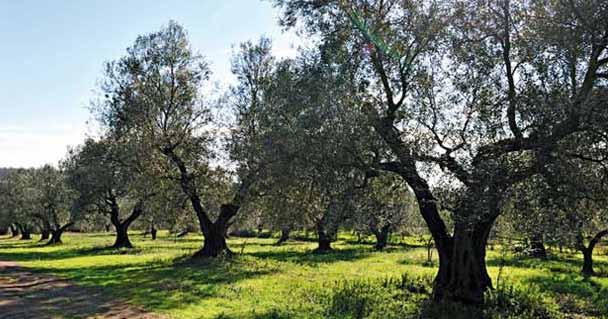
0,261,166,319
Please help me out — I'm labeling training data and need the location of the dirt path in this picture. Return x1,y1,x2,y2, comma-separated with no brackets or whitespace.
0,261,166,319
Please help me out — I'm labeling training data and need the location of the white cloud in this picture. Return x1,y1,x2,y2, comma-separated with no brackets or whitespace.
0,122,89,168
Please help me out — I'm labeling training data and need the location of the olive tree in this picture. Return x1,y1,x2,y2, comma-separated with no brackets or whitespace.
274,0,608,304
97,22,259,257
64,138,156,248
31,164,76,244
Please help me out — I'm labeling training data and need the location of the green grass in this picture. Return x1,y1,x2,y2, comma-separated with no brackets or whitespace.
0,232,607,318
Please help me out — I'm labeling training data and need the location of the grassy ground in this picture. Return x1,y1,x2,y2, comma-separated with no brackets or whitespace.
0,232,606,319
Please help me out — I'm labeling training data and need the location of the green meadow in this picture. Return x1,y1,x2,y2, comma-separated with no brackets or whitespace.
1,232,607,319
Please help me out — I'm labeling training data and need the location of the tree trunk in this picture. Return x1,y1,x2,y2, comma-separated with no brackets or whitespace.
18,224,31,240
112,223,133,249
529,232,547,258
108,198,142,249
38,218,51,242
373,225,391,251
432,221,493,305
580,229,608,276
582,248,594,276
195,225,230,257
276,226,291,245
150,225,157,240
47,223,73,245
9,224,19,237
40,229,50,241
314,224,333,253
48,229,64,244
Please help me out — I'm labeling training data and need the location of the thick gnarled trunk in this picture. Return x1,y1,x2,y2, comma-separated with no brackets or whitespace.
314,221,335,253
582,249,594,276
47,223,73,245
195,226,230,257
109,200,142,249
433,221,493,304
164,148,248,259
112,223,133,248
150,225,157,240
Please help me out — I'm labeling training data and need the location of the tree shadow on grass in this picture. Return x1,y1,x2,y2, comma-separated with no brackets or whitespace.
0,245,153,263
247,247,372,266
23,255,279,314
525,273,608,317
0,264,165,319
486,254,608,276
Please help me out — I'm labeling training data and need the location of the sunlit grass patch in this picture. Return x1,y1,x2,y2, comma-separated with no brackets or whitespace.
0,232,606,318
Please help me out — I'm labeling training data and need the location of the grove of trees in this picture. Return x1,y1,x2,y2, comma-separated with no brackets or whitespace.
1,0,607,310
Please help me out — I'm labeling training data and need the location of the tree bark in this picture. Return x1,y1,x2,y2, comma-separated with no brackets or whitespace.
314,223,333,253
112,223,133,248
582,248,594,276
9,224,19,237
109,200,142,249
40,229,50,241
529,232,547,259
194,225,230,258
150,225,157,240
37,217,51,242
18,224,31,240
47,223,73,245
580,229,608,276
373,224,391,251
433,220,494,305
276,226,291,245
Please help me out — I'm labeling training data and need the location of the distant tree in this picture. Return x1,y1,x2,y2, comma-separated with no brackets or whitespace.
31,165,77,244
96,22,259,257
351,173,415,250
0,169,36,240
238,47,378,252
64,138,156,248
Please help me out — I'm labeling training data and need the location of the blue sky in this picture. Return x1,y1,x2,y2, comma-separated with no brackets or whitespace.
0,0,297,168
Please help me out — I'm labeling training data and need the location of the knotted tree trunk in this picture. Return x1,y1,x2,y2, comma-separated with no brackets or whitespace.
433,220,494,304
164,148,250,258
316,228,333,252
36,217,51,241
109,200,143,249
314,216,339,253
